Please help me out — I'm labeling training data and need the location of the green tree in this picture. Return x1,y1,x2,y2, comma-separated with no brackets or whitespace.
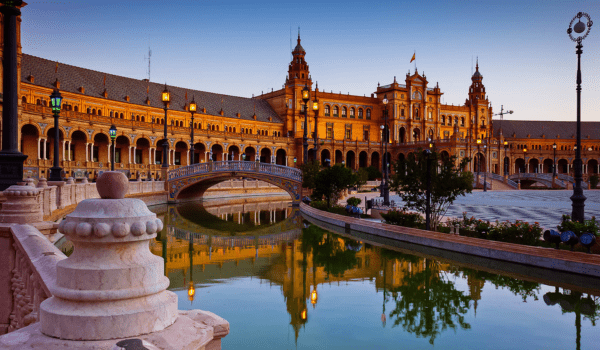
390,149,473,231
312,164,359,208
299,160,321,189
356,167,369,189
365,166,382,181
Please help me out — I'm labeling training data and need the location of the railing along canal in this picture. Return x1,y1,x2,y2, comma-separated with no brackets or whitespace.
168,161,302,182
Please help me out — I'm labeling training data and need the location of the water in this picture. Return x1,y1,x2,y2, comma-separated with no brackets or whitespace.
149,198,600,350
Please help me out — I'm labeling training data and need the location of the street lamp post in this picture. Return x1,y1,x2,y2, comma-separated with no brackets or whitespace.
503,141,509,176
109,125,117,171
424,149,432,230
189,97,197,165
48,89,64,182
381,95,390,206
160,84,171,183
568,12,592,222
0,1,27,190
483,141,488,192
302,85,310,164
476,139,481,186
312,98,319,163
553,143,557,177
523,148,527,173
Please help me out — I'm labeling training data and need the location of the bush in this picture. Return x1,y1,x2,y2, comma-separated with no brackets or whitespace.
381,209,424,228
557,214,598,236
346,197,362,206
446,212,543,246
365,166,382,181
590,175,599,189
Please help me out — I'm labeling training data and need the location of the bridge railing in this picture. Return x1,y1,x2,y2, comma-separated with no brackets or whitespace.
168,161,302,182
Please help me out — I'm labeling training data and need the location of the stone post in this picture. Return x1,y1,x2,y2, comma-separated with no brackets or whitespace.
43,171,177,340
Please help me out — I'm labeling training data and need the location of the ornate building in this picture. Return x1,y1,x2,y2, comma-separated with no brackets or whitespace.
4,13,599,185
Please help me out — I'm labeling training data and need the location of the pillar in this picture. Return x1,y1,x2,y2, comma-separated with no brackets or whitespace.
37,137,42,159
62,140,67,162
85,142,89,162
149,147,152,165
67,140,72,161
43,139,48,160
107,144,111,164
133,146,137,164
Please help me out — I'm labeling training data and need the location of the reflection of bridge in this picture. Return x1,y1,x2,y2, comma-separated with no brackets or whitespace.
170,227,302,248
167,161,302,205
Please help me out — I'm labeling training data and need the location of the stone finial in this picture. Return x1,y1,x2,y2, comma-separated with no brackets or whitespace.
0,185,43,224
37,177,48,188
24,177,36,187
96,171,128,199
66,177,74,185
41,171,176,341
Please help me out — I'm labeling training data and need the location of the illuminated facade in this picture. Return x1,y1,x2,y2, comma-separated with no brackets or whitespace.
3,11,599,183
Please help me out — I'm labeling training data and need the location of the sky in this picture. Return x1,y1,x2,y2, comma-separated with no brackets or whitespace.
20,0,600,122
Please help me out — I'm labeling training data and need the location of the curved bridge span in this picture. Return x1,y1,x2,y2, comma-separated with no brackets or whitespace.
167,161,303,205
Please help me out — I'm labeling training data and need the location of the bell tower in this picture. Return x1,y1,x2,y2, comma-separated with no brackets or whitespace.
468,59,491,139
287,31,311,87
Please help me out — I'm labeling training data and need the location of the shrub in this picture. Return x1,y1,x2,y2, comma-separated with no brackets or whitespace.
590,175,599,189
557,214,599,236
381,208,424,228
346,197,362,206
365,166,382,181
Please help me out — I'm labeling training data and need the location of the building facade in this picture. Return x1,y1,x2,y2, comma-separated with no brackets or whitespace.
3,13,599,184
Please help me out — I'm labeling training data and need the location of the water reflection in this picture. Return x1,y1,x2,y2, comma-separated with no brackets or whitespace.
148,198,600,349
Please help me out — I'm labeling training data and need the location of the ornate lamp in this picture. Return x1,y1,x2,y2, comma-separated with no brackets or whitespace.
302,84,310,163
189,96,197,165
161,84,170,171
48,88,64,181
109,124,117,171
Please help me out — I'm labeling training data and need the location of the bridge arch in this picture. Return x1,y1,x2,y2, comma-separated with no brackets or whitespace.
168,161,302,206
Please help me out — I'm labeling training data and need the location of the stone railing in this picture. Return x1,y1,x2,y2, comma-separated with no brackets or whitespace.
6,225,66,333
168,161,302,182
34,179,165,220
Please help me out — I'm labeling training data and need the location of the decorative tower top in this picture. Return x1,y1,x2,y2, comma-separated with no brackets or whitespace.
469,58,486,102
288,29,311,85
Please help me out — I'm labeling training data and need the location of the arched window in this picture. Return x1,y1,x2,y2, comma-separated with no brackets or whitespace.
324,105,330,117
87,107,91,114
141,116,145,122
21,96,26,104
461,117,465,126
98,110,102,116
216,125,219,131
342,107,347,118
350,108,355,118
119,113,123,118
110,111,113,117
241,128,244,134
455,117,458,125
42,100,47,106
74,106,79,112
36,99,41,105
366,109,371,120
92,109,96,115
233,127,236,133
441,116,445,125
447,117,451,126
333,106,339,117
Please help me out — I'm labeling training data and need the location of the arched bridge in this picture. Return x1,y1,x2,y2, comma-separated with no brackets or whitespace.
508,173,568,189
167,161,303,205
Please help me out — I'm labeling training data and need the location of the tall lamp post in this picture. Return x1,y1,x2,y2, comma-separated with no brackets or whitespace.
189,97,197,165
483,141,488,192
568,12,592,222
381,95,390,206
523,147,527,173
503,141,509,175
0,0,27,191
312,98,319,163
424,149,432,230
48,89,64,181
476,138,482,183
302,85,310,164
109,125,117,171
553,143,557,177
160,84,171,184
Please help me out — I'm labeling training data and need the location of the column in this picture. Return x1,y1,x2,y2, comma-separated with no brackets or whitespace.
205,152,208,163
526,163,529,173
62,140,66,162
172,149,176,165
107,144,111,164
238,212,241,224
133,146,137,164
67,140,72,161
285,157,288,166
567,164,570,174
149,147,152,165
37,137,41,159
224,153,228,161
43,139,47,160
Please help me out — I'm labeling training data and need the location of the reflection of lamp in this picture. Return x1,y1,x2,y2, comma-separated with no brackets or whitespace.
188,281,195,303
301,309,307,321
310,288,318,306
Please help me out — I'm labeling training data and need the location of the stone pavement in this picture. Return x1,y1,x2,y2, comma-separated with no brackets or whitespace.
346,190,600,230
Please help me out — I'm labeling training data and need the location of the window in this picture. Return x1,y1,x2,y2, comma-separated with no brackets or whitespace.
415,108,419,120
345,128,351,140
87,107,91,114
366,109,371,120
461,117,465,126
155,151,162,164
342,107,347,118
350,108,355,118
75,106,79,112
135,149,142,164
363,130,369,141
98,110,102,116
448,117,451,126
441,116,445,125
333,106,339,117
358,108,364,119
93,146,99,162
324,105,330,116
400,109,405,117
454,117,458,125
110,111,113,117
327,125,333,139
428,111,432,120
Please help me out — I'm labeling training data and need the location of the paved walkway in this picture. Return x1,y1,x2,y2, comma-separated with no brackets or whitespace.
346,190,600,230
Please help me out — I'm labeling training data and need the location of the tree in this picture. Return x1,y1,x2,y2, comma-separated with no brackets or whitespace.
356,167,369,189
365,166,382,181
299,160,321,189
390,149,473,231
311,164,359,208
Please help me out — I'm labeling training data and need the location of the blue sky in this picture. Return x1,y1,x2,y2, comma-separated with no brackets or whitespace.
21,0,600,121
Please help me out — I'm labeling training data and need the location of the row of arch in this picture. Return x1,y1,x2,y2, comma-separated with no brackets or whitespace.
323,105,371,119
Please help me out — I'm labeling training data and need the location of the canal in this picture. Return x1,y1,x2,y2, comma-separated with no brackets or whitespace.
148,197,599,350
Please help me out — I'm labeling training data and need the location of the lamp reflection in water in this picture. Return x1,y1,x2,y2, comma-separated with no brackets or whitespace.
188,232,195,305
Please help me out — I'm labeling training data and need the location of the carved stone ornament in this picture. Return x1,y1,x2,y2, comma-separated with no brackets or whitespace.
41,171,177,340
